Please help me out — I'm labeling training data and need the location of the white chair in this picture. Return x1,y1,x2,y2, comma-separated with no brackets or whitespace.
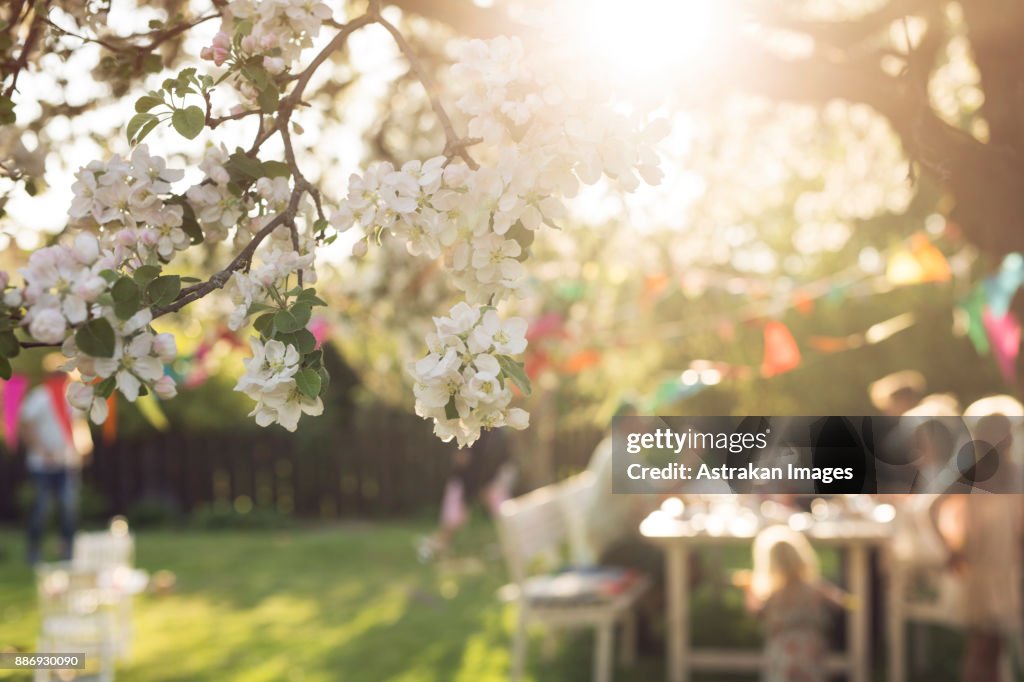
496,478,649,682
72,531,134,572
71,528,145,660
34,563,117,682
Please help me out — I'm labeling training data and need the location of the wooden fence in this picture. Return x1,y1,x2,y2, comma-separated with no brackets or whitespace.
0,409,602,522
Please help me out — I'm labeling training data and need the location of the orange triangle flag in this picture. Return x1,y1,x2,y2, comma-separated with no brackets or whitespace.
761,321,801,377
911,233,951,283
887,234,951,285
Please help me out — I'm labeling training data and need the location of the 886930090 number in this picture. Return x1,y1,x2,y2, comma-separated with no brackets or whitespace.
0,653,86,669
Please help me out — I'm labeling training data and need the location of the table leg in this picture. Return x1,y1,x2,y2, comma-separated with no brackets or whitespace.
666,543,689,682
886,558,906,682
848,544,870,682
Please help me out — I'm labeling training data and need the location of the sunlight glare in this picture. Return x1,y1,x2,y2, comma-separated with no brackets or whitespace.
569,0,722,85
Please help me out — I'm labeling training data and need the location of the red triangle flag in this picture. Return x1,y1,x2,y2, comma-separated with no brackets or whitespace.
761,321,802,377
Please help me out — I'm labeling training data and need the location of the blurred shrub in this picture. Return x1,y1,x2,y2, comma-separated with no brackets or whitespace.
125,493,184,529
189,504,295,531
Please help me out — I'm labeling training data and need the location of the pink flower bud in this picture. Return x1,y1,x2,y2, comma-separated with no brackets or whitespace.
212,31,231,50
153,375,178,400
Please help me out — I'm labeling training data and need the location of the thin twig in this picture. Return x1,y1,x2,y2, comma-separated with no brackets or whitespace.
374,13,480,169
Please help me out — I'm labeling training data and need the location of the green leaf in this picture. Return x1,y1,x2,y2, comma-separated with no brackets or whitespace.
305,349,323,368
75,318,116,358
274,303,311,334
111,276,139,302
296,288,327,307
295,368,321,399
0,356,11,380
132,265,161,287
253,313,276,337
178,198,204,244
247,302,276,315
135,94,163,113
444,397,459,421
225,151,264,182
257,85,279,112
262,160,290,178
142,53,163,74
111,277,141,320
317,367,330,395
497,354,532,396
171,105,205,140
95,376,116,399
126,112,158,145
0,331,19,358
0,95,16,125
275,328,316,354
146,275,181,307
99,269,120,283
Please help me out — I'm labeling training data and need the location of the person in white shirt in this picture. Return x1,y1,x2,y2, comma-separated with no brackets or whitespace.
21,371,89,564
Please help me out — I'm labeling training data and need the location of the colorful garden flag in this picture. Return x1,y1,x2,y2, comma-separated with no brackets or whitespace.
960,286,991,355
1,373,28,446
761,321,801,377
983,308,1021,384
983,252,1024,317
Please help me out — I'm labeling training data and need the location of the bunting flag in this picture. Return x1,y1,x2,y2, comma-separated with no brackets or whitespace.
761,321,801,377
959,286,991,355
1,373,28,447
646,377,707,411
563,349,602,374
807,335,861,354
793,291,815,316
983,252,1024,317
885,234,952,285
983,308,1021,384
102,395,118,444
527,312,566,342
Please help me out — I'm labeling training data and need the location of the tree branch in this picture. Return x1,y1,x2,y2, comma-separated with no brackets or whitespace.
373,11,480,169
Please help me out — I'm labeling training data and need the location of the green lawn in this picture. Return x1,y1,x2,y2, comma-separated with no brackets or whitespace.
0,521,962,681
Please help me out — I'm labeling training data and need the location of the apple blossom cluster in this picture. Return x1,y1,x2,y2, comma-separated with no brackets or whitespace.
201,0,332,104
235,337,324,430
7,231,179,423
334,36,666,445
69,145,188,262
185,144,249,243
226,241,316,331
410,303,530,447
64,324,179,423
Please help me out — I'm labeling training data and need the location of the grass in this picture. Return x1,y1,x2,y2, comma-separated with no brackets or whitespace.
0,520,964,681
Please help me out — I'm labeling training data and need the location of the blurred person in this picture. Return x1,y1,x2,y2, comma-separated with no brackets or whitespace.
931,396,1024,682
22,367,92,565
869,370,926,416
738,526,848,682
902,399,961,494
418,429,515,560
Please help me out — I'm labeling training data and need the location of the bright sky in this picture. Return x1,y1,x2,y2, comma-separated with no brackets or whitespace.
5,0,718,259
